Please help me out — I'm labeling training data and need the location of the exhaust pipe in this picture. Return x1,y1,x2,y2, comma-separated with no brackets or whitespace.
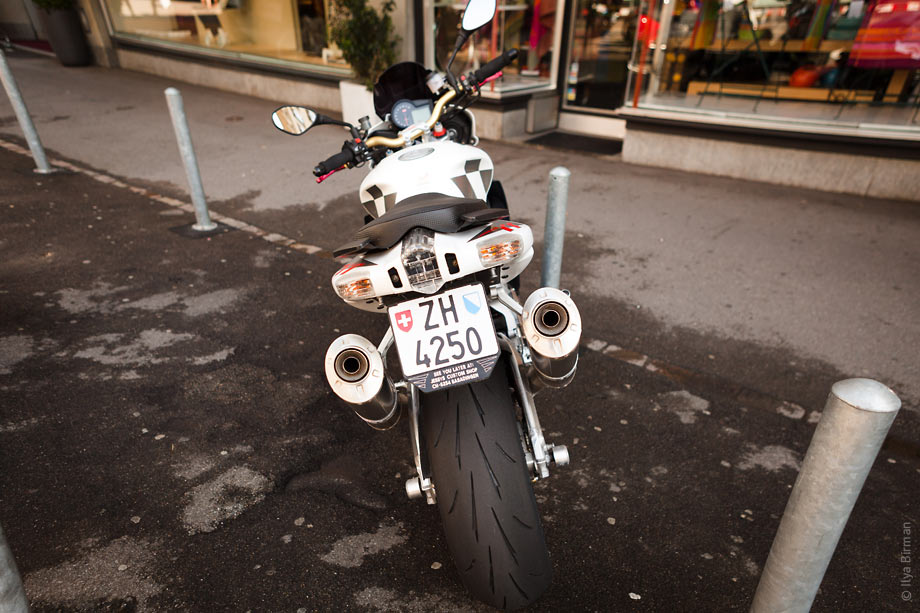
324,334,399,430
521,287,581,388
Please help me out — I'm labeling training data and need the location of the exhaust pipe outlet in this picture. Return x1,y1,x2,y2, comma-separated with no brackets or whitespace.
324,334,399,430
521,287,581,388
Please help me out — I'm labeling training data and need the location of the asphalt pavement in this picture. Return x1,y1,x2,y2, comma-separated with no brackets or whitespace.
1,47,918,612
2,51,918,408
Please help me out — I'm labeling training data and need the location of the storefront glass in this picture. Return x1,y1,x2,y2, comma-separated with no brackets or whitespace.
625,0,920,136
429,0,562,93
564,0,639,112
103,0,348,74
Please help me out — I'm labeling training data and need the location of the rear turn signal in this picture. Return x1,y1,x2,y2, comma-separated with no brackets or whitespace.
335,278,375,300
478,239,521,266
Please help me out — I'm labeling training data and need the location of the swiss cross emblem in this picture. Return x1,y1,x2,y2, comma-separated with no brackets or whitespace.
395,310,413,332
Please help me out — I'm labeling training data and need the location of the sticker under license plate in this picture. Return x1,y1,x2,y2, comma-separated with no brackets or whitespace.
388,284,500,392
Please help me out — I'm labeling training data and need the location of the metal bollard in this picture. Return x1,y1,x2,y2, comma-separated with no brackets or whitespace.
540,166,570,289
0,49,52,174
0,523,29,613
751,378,901,613
164,87,217,232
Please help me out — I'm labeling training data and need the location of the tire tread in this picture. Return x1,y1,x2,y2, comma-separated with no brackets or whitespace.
420,360,551,610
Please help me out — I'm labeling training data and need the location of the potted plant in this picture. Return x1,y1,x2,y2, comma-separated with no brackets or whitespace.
329,0,399,124
31,0,92,66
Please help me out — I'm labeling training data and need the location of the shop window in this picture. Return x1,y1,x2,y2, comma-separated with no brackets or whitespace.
564,0,641,111
625,0,920,134
429,0,562,93
103,0,349,73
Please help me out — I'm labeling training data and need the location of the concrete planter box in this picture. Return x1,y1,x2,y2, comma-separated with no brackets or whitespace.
339,80,380,126
39,7,92,66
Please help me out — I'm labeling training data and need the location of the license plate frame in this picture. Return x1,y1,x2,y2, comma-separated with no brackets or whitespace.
388,284,500,392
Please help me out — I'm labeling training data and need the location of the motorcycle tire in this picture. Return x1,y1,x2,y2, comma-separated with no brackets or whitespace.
420,359,552,609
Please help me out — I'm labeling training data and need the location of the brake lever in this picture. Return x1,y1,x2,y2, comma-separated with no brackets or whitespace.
479,70,503,87
315,166,345,184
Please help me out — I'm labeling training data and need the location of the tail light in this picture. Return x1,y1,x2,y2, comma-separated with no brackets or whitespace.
401,228,443,294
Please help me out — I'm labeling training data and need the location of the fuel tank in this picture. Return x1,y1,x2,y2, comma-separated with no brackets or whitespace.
359,141,494,218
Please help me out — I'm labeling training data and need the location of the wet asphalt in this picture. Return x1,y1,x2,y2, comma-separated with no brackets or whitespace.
1,136,918,613
3,51,919,405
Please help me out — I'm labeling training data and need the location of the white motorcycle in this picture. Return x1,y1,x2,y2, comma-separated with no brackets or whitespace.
271,1,581,607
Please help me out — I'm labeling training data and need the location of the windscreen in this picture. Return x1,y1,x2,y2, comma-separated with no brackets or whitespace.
373,62,433,120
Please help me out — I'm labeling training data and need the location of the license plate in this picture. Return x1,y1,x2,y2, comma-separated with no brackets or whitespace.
388,284,500,392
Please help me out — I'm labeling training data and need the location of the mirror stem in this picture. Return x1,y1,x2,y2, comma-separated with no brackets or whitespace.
445,31,469,92
315,115,355,132
447,31,468,71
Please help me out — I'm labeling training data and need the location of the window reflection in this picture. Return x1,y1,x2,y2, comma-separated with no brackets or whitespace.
627,0,920,131
105,0,343,70
565,0,639,110
433,0,558,92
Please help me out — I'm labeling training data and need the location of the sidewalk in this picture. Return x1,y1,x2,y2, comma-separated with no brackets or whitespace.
3,51,918,409
2,54,919,611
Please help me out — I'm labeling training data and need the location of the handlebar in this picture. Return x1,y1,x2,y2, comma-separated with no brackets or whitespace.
365,88,457,150
472,48,519,85
321,49,519,167
313,145,357,177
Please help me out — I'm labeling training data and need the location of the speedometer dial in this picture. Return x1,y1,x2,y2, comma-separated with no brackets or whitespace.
391,99,415,129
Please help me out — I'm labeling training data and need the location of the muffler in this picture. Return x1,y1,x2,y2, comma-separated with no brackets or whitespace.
324,334,399,430
520,287,581,388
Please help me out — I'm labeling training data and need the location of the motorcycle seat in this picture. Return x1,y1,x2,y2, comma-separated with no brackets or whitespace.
333,193,507,258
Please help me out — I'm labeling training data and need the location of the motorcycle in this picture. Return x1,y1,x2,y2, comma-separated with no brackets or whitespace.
271,0,581,607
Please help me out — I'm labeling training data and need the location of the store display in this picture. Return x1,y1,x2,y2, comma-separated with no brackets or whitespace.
689,0,720,49
432,0,559,92
562,0,636,110
850,0,920,68
827,16,861,39
629,0,918,133
103,0,346,72
803,0,835,50
789,65,821,86
818,65,841,85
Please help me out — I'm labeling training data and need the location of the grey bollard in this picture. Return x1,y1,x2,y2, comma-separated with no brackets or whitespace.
164,87,217,232
0,49,52,174
540,166,570,289
0,523,29,613
751,378,901,613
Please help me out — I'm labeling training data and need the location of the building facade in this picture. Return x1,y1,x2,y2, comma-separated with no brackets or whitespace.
4,0,918,199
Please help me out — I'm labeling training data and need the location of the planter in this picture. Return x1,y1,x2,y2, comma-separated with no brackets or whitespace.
339,79,381,126
39,7,92,67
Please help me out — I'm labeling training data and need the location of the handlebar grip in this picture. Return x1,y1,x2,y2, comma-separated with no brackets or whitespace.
472,48,519,85
314,146,356,176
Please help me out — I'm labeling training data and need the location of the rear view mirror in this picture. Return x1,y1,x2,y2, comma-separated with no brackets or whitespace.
461,0,497,32
447,0,498,76
272,106,318,135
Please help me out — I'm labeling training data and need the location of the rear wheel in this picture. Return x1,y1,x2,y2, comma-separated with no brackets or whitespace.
419,359,552,609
